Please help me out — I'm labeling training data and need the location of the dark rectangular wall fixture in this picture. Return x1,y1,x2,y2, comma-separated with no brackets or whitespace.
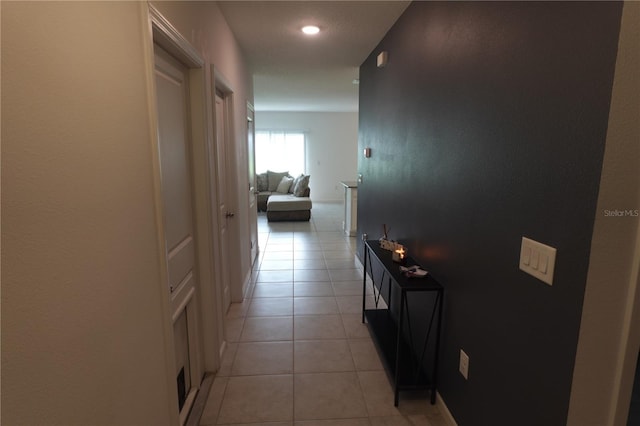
357,2,623,425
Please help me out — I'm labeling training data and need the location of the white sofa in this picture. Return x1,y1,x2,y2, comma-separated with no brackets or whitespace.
267,193,312,222
256,171,312,221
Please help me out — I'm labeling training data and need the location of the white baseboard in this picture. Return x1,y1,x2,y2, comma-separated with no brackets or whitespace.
354,254,363,270
218,339,227,360
241,269,252,300
436,391,458,426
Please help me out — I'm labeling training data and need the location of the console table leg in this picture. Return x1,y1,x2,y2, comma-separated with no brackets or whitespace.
361,246,368,323
394,291,406,407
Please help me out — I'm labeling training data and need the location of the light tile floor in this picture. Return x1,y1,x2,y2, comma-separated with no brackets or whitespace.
199,202,448,426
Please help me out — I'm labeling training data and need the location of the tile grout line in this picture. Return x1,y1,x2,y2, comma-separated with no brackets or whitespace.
244,206,369,424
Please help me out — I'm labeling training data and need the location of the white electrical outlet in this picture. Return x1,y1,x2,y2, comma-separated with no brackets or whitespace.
459,349,469,380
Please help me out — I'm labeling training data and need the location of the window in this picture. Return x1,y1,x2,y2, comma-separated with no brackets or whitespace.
255,130,306,175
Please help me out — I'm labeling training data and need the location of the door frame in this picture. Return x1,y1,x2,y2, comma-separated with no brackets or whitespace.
212,69,248,303
143,4,222,424
213,90,232,316
246,102,259,267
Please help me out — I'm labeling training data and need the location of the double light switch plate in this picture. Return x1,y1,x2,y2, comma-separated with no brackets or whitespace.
519,237,557,286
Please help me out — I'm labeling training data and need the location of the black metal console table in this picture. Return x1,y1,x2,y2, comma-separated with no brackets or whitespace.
361,240,443,406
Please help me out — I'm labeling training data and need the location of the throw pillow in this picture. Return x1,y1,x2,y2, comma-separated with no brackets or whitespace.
267,170,289,191
256,172,268,192
290,173,304,194
276,176,294,193
293,174,310,197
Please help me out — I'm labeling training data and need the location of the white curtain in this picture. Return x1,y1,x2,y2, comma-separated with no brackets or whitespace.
255,131,306,176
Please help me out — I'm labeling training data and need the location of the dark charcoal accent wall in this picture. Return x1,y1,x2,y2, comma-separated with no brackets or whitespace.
357,2,622,425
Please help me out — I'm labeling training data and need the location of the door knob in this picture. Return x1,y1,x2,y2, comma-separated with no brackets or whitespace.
226,212,235,218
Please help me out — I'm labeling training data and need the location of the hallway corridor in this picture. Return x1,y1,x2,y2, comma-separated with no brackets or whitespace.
199,203,448,426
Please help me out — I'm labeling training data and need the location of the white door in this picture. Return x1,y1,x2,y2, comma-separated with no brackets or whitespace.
154,44,202,422
215,93,232,312
247,103,258,264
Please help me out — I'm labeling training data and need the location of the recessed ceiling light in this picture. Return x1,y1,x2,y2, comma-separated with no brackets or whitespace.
301,25,320,35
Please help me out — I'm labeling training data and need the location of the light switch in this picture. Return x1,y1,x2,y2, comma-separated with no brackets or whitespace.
539,253,549,274
531,249,540,270
519,237,557,286
522,246,531,265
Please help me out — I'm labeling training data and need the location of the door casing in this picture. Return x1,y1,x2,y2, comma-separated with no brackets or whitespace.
212,69,249,304
214,91,232,314
247,102,259,266
154,43,203,421
144,4,224,425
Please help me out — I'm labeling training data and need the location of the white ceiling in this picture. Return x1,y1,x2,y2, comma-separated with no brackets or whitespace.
217,1,410,112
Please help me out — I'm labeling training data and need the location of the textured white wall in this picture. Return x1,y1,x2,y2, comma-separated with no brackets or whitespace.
2,1,253,424
255,112,359,201
2,2,173,425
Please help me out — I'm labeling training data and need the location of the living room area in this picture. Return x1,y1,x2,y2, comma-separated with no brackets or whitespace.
253,111,359,221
